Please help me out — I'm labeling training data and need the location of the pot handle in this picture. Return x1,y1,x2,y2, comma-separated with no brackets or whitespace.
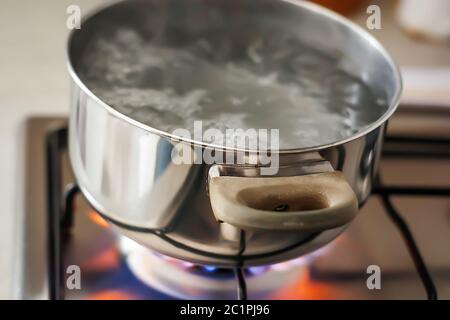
209,172,358,232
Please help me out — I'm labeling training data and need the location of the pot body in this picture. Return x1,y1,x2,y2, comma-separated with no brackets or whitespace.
67,0,401,266
69,84,385,266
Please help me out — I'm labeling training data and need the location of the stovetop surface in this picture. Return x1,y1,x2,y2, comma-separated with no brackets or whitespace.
18,108,450,300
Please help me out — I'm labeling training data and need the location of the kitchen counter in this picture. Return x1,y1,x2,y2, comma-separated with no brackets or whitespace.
0,0,105,299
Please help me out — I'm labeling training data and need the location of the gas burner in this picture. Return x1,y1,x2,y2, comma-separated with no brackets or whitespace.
120,237,311,300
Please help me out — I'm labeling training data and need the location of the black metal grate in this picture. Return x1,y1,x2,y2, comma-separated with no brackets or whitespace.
370,135,450,300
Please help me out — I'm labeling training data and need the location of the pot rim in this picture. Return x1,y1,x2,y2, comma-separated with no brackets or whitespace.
66,0,402,155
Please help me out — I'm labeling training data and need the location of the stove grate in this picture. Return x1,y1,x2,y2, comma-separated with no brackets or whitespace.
46,130,449,300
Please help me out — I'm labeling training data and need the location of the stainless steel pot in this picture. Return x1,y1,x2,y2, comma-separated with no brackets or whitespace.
67,0,402,266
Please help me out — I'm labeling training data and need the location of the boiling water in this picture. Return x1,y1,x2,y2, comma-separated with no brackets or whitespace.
78,29,388,149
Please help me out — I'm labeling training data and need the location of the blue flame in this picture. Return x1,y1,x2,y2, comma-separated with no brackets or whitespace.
203,265,217,272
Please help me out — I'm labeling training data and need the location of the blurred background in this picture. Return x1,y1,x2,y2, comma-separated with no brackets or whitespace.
0,0,449,299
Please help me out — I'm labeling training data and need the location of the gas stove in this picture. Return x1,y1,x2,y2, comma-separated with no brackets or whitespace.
17,105,450,300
